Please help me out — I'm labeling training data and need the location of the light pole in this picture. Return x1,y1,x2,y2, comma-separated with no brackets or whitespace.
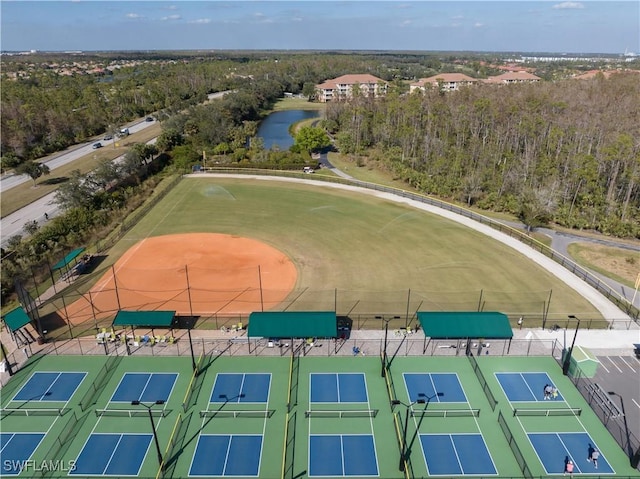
392,394,425,472
608,391,640,468
563,315,580,376
392,392,443,472
131,400,165,467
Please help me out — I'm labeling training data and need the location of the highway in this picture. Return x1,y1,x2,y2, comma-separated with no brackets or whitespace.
0,91,232,246
0,119,156,246
0,119,154,194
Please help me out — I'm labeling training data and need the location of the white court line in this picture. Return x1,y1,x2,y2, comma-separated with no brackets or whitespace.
598,361,610,373
618,356,637,373
604,357,623,373
632,398,640,410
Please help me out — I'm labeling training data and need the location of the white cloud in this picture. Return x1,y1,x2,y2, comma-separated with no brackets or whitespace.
125,13,143,19
189,18,211,24
161,14,181,21
474,22,484,28
552,2,584,9
400,19,412,27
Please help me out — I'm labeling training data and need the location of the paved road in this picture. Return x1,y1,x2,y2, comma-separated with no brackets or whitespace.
0,124,158,247
0,119,156,193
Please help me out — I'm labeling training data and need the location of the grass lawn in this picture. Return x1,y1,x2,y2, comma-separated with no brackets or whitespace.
51,177,601,326
568,242,638,288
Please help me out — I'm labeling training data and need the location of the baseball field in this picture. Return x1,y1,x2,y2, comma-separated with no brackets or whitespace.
54,175,601,330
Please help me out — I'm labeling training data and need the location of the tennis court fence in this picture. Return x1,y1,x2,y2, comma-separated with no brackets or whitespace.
33,410,81,478
468,352,499,411
566,358,640,471
497,410,534,479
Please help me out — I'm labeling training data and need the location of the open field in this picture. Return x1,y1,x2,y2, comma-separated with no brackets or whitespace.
43,176,604,333
568,242,639,288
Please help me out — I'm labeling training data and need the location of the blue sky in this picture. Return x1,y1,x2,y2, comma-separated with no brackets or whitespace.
1,1,638,54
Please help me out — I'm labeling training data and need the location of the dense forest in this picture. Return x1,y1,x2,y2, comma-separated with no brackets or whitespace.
1,51,639,302
324,72,640,237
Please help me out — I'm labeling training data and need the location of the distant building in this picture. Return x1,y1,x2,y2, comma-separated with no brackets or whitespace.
483,71,541,84
409,73,478,93
316,74,387,102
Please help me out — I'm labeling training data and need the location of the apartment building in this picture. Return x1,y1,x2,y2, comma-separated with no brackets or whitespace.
409,73,478,93
316,74,387,102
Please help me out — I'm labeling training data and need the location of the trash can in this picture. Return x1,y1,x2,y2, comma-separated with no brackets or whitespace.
37,337,44,345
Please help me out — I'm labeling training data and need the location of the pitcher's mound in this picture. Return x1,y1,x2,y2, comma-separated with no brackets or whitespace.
65,233,298,324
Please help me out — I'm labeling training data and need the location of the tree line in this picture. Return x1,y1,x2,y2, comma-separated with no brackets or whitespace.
324,73,640,238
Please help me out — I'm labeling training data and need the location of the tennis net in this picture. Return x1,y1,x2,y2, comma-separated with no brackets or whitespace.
513,407,582,417
410,408,480,418
95,408,171,418
199,409,275,418
305,409,379,418
0,407,70,417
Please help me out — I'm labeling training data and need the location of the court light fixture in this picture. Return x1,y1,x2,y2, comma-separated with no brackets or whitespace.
392,392,445,471
131,400,165,467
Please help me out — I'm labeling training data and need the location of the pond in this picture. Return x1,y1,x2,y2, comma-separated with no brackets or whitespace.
257,110,320,150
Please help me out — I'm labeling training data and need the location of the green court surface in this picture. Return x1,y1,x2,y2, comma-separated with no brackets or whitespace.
1,354,638,479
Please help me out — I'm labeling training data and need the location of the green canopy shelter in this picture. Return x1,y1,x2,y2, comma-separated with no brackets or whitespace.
3,307,32,333
416,311,514,355
248,311,337,339
247,311,339,355
112,310,177,329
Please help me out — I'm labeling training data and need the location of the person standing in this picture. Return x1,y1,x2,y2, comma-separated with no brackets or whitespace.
591,449,600,469
565,460,574,477
587,444,595,462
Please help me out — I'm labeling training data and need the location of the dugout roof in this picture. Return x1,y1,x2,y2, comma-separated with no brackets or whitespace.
248,311,337,338
112,310,176,328
417,311,513,339
2,307,31,332
52,247,86,271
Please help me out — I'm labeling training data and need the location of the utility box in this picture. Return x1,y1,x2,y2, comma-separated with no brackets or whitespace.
565,345,599,378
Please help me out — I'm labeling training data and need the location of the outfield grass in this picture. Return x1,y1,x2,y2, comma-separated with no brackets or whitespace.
78,176,601,322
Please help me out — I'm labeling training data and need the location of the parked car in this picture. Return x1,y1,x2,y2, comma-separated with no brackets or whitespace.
145,117,154,122
303,166,314,174
92,142,103,149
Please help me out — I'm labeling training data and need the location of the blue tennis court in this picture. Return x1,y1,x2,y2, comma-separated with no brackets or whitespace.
403,373,467,403
11,372,86,402
69,433,151,476
420,433,497,476
210,373,271,403
310,373,368,403
528,432,614,475
495,372,564,402
309,434,378,476
110,372,178,403
0,433,46,476
189,434,263,476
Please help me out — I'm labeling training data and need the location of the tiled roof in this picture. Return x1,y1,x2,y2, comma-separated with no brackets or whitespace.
485,71,541,83
317,74,385,89
413,73,478,86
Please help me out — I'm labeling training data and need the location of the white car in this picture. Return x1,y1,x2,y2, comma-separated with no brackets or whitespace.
303,167,314,174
